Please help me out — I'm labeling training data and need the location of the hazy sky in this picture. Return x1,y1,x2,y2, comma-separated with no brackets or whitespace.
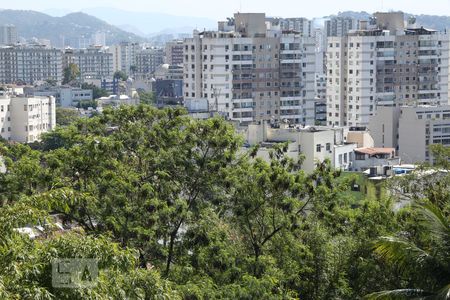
3,0,450,19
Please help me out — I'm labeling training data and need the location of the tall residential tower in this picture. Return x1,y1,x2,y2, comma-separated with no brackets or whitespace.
183,13,316,125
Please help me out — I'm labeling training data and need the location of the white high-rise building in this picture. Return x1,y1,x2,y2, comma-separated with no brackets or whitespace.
326,12,450,127
134,47,165,76
91,31,106,47
0,24,18,46
324,17,358,38
0,92,56,143
108,42,142,74
0,45,63,85
183,13,316,125
64,47,114,80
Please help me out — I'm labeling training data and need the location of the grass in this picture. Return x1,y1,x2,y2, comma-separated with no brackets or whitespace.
338,172,386,206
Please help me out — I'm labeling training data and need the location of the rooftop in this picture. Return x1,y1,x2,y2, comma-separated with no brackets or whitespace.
355,147,395,156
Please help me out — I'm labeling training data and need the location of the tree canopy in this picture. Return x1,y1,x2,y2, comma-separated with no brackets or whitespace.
0,104,449,299
62,63,80,86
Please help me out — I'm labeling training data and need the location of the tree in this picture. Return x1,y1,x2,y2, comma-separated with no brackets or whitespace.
76,99,98,109
113,71,128,81
56,108,80,126
80,83,108,99
130,65,137,75
368,201,450,299
62,63,80,85
138,90,155,105
0,199,180,299
45,78,57,86
2,103,444,299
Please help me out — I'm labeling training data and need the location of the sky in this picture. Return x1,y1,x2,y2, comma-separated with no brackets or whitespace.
2,0,450,19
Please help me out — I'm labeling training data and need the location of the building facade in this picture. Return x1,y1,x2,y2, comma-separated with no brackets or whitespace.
324,17,358,38
183,13,316,125
0,24,18,46
134,48,165,77
165,40,184,66
0,92,56,143
64,47,114,80
108,42,142,74
326,12,450,127
0,45,63,85
369,105,450,164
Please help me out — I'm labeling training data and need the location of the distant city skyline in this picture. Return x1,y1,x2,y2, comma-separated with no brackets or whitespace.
3,0,450,20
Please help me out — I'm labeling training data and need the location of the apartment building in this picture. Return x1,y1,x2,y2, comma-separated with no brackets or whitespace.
134,48,165,76
324,17,358,38
0,45,63,85
108,42,142,74
268,17,313,37
183,13,316,125
369,105,450,163
165,40,184,66
314,74,327,125
326,12,450,127
0,24,18,46
25,86,93,107
64,47,114,80
0,92,56,143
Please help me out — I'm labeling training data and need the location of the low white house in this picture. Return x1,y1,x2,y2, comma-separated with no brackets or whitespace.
97,94,139,108
246,122,357,173
352,147,400,173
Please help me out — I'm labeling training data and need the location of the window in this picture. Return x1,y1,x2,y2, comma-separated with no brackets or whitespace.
355,152,365,160
316,144,321,152
326,143,331,151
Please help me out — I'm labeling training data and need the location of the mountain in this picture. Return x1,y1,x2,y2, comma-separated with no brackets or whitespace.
0,10,146,48
331,11,450,31
80,7,216,36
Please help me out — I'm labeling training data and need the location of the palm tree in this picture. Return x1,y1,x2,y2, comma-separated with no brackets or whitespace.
366,201,450,299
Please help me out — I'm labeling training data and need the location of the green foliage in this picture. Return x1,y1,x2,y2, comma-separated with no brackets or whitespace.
367,201,450,298
138,90,155,105
56,108,80,127
1,104,449,299
113,71,128,81
62,63,80,85
80,83,109,100
45,78,58,86
76,99,98,109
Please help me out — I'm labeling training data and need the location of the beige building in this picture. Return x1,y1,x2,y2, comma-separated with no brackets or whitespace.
326,12,450,127
369,105,450,163
0,92,56,143
165,40,184,66
347,127,375,148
